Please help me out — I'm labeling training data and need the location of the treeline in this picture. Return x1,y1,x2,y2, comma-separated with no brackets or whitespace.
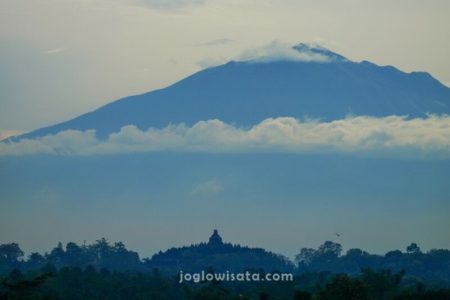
1,239,450,286
0,239,141,274
1,266,450,300
0,238,292,275
295,241,450,286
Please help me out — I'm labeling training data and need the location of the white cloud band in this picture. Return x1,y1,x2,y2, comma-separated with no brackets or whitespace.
1,115,450,159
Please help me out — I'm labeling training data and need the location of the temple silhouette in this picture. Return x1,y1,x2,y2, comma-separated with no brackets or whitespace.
208,229,223,247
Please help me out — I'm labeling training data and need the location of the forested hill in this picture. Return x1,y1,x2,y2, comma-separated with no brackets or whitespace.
144,230,294,273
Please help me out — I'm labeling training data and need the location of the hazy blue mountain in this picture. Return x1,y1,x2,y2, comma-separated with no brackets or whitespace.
16,43,450,139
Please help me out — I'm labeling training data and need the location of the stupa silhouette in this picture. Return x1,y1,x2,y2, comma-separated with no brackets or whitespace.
207,229,223,247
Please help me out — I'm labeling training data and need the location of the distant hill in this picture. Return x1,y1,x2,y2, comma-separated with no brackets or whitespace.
13,43,450,140
144,230,294,274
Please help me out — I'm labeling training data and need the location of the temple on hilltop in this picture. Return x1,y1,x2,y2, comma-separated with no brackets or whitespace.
208,229,223,247
146,228,295,273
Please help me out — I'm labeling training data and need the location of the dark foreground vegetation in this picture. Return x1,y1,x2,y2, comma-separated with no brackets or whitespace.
1,231,450,299
1,267,450,300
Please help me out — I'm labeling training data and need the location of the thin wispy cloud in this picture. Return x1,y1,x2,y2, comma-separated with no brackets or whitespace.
196,38,236,47
1,115,450,158
44,47,67,55
133,0,207,10
191,179,224,197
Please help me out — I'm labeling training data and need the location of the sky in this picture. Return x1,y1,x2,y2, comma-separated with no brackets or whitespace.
1,0,450,136
2,152,450,258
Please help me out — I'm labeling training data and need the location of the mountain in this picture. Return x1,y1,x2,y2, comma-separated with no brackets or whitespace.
15,43,450,140
144,230,294,274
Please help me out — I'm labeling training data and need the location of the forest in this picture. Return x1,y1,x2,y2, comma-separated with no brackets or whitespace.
1,234,450,299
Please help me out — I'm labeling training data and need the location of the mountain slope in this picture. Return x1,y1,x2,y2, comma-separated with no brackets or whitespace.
17,44,450,139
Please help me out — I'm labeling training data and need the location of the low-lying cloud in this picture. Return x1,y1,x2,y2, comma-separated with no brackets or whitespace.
1,115,450,159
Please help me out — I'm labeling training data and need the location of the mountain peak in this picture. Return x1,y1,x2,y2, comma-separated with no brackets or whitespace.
293,43,348,62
